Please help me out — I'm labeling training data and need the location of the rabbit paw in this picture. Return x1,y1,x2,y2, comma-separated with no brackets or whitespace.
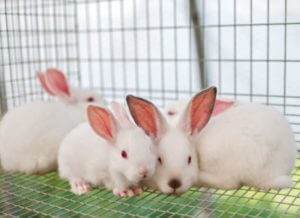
113,187,135,198
70,180,91,195
130,185,143,196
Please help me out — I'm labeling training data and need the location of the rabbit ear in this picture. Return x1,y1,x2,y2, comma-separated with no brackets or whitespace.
44,68,71,100
36,72,55,96
126,95,167,144
110,101,134,128
87,105,118,143
212,99,234,116
180,87,217,136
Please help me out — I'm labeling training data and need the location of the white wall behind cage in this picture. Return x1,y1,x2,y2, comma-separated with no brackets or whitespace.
0,0,299,147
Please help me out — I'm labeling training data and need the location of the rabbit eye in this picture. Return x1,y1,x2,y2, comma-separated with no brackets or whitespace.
121,150,128,159
86,97,94,102
188,156,192,165
167,111,175,116
158,157,162,165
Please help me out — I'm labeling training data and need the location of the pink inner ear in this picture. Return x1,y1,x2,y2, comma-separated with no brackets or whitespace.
45,68,70,97
36,72,55,96
87,106,115,143
190,87,216,135
212,100,234,116
127,96,158,138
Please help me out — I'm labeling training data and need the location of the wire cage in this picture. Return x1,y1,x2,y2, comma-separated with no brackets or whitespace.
0,0,300,217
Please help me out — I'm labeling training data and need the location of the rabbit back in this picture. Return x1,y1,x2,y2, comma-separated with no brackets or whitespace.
196,103,297,189
0,101,85,174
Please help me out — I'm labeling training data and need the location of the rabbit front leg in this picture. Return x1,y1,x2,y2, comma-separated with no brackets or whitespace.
111,172,136,198
70,178,92,195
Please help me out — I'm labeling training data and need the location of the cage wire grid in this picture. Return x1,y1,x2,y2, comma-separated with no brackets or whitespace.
0,0,300,217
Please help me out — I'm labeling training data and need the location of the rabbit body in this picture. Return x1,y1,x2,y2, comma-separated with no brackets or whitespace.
0,102,86,174
0,68,105,174
196,103,297,190
58,104,156,197
58,122,114,188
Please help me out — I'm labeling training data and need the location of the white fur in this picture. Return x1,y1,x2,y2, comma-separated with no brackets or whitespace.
0,88,105,174
144,127,199,194
69,87,107,105
163,99,189,116
58,115,156,196
196,103,297,190
126,89,218,195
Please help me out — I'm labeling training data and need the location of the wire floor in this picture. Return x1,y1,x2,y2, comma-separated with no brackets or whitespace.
0,155,299,218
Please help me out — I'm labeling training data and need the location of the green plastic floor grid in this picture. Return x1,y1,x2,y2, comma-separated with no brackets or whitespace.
0,155,299,218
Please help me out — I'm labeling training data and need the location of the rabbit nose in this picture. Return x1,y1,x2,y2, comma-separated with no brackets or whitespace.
139,167,148,178
168,178,182,190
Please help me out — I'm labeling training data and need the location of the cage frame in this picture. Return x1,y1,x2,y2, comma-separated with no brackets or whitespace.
0,0,300,217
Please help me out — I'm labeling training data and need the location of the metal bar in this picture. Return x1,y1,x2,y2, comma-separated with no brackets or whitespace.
173,0,178,100
0,2,7,114
0,74,7,115
63,0,71,87
84,0,93,89
190,0,206,89
108,0,116,99
218,0,222,93
146,0,151,99
159,0,165,103
233,0,237,99
283,0,287,114
133,0,139,97
5,0,16,107
3,57,300,64
33,0,40,100
20,22,299,33
97,1,104,94
266,0,270,105
250,0,253,102
188,0,193,95
74,0,82,86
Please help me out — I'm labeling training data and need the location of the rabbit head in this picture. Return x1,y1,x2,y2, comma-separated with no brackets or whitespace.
37,68,106,106
87,102,157,184
126,87,217,194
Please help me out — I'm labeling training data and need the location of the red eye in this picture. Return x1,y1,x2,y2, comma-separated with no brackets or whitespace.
158,157,162,165
121,150,128,159
86,97,94,102
188,156,192,165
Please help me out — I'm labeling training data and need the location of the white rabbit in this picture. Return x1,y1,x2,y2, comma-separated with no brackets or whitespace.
0,68,106,174
58,102,156,197
196,103,297,190
126,87,217,195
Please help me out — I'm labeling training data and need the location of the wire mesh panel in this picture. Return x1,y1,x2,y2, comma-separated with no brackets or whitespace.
196,0,300,147
0,0,80,112
1,0,299,144
0,0,300,217
74,0,201,105
0,157,299,217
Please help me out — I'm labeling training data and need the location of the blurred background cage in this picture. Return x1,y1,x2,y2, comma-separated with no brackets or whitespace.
0,0,299,217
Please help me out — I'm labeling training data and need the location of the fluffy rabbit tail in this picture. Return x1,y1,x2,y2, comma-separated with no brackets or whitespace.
258,175,293,190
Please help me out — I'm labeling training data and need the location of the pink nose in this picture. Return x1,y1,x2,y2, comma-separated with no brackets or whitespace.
139,167,148,178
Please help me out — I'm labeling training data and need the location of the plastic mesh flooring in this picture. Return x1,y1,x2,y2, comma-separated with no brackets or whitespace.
0,155,299,218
